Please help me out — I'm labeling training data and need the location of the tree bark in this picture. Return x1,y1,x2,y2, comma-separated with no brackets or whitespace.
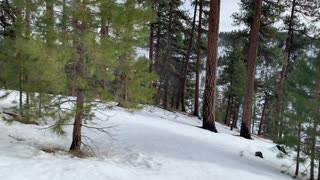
231,101,240,130
224,95,231,125
318,152,320,180
69,0,86,152
163,0,174,109
310,120,316,180
294,121,301,177
252,98,256,134
240,0,262,139
45,0,54,47
202,0,220,132
309,80,320,180
19,64,23,116
193,0,202,117
70,89,84,151
175,88,180,110
38,93,42,118
153,1,161,73
148,22,154,73
171,88,176,109
24,0,31,121
25,82,29,121
258,95,268,135
181,0,198,112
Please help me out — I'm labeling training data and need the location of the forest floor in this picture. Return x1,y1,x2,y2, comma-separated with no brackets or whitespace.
0,91,300,180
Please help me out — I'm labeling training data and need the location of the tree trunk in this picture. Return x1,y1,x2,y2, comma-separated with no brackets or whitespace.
171,88,176,109
70,89,84,151
235,103,240,127
294,121,301,177
231,101,240,130
310,121,316,180
148,22,154,73
240,0,262,139
69,0,86,152
24,0,31,121
45,0,54,47
124,75,128,102
258,95,268,135
181,0,198,112
25,0,31,38
154,21,161,73
163,0,174,109
252,98,256,134
318,153,320,180
310,80,320,180
273,0,296,141
175,88,180,110
153,1,161,105
202,0,220,133
38,93,42,118
25,83,30,121
224,95,231,125
193,0,202,117
19,65,23,116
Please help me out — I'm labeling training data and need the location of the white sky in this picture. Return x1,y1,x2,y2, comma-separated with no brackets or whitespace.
220,0,241,31
181,0,241,32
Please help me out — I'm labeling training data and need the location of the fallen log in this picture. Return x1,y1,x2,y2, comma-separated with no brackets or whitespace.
2,111,39,125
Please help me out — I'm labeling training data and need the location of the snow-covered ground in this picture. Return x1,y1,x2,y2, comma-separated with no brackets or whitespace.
0,91,295,180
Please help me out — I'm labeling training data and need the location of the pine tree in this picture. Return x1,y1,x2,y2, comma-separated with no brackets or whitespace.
193,0,203,117
240,0,262,139
272,0,320,142
181,0,197,112
152,0,190,110
286,52,320,179
219,31,247,129
202,0,220,132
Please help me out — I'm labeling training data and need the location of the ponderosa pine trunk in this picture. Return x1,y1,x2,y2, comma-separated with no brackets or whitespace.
258,95,268,135
252,98,256,134
309,80,320,180
224,95,231,125
202,0,220,132
69,0,86,152
193,0,202,117
310,80,320,180
295,121,301,177
240,0,262,139
70,89,84,151
231,101,240,130
181,0,198,112
163,0,174,109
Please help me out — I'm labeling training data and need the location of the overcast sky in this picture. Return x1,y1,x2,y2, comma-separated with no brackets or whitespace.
181,0,241,32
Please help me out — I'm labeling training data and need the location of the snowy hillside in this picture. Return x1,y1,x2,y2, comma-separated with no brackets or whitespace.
0,92,294,180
